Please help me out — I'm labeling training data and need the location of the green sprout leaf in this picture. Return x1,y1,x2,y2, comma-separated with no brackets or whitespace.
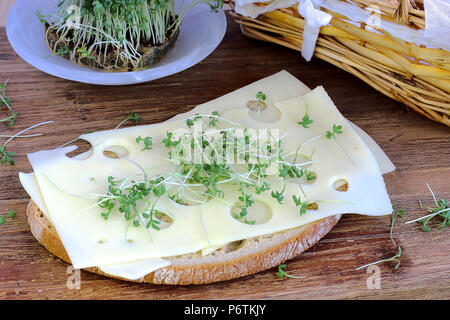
208,111,220,128
0,111,18,127
292,195,314,215
276,264,304,279
405,184,449,231
127,112,141,123
36,11,50,24
0,210,16,226
325,124,343,139
115,111,141,129
77,46,94,60
0,146,15,165
271,190,284,204
298,114,313,128
57,46,70,57
136,136,153,151
256,91,266,103
390,206,405,247
186,114,201,128
356,246,402,271
1,78,18,127
162,131,179,148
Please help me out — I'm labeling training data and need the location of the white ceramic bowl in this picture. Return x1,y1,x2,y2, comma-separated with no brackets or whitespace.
6,0,227,85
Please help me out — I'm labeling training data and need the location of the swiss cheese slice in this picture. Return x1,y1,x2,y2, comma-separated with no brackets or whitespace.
21,70,394,272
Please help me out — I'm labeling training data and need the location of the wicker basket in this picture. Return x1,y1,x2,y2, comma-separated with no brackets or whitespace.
229,0,450,126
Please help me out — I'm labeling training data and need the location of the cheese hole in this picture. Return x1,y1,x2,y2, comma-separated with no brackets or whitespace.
97,237,108,244
231,200,272,225
306,202,319,210
154,211,174,229
224,240,247,253
247,100,267,112
332,179,349,192
103,145,130,159
65,139,93,160
248,105,281,123
92,235,108,245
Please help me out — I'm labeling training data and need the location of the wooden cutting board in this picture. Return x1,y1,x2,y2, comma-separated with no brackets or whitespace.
0,13,449,300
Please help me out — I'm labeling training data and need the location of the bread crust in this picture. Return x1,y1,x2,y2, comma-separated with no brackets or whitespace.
27,200,340,285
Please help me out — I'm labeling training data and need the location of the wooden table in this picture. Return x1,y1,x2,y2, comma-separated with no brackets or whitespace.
0,13,449,300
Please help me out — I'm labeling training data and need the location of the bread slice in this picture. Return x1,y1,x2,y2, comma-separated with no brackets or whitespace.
27,200,340,285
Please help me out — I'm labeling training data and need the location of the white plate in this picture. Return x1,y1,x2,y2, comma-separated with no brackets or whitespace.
6,0,227,85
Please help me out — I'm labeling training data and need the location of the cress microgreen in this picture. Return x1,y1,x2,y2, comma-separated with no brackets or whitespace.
208,111,220,128
0,111,18,128
136,136,153,151
115,111,141,129
255,91,266,114
41,0,224,71
186,114,201,128
0,146,15,165
358,206,404,271
298,114,313,128
1,79,18,127
256,91,266,104
325,124,343,139
76,46,94,60
359,184,448,271
405,184,449,231
0,210,16,226
390,206,405,247
98,175,168,238
306,170,316,181
255,181,270,195
325,123,353,164
276,264,304,279
292,195,314,215
0,121,54,166
271,189,284,204
36,11,50,24
57,46,70,57
127,112,141,123
96,113,325,240
162,131,179,148
358,205,405,271
356,246,402,271
298,104,313,129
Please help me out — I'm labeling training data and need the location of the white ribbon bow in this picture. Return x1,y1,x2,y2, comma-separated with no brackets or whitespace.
297,0,332,61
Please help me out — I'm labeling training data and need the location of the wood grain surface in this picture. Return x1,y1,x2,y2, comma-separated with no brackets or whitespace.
0,13,449,300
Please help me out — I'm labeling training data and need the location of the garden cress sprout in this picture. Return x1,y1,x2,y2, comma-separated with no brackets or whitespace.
39,0,223,71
